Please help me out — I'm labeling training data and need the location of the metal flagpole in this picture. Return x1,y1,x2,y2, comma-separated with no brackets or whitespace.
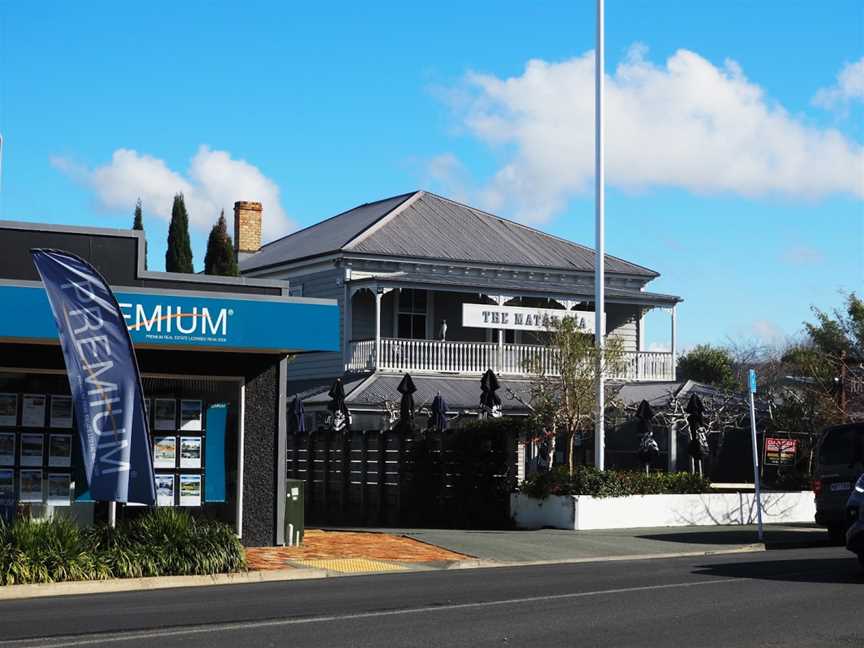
108,501,117,528
594,0,606,470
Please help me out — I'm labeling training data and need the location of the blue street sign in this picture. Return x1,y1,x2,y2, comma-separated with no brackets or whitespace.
748,368,757,394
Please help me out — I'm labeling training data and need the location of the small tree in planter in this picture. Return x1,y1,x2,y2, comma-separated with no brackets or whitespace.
521,317,626,476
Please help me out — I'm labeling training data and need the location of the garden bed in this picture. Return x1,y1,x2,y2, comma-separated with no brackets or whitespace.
0,509,245,585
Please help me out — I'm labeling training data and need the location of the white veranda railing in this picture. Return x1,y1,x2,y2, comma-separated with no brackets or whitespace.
346,338,675,382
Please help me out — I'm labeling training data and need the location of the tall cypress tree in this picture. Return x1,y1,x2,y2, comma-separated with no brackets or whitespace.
132,198,148,270
204,210,239,276
165,193,193,273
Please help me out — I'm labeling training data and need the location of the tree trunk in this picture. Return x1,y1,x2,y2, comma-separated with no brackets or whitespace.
568,431,576,477
547,434,556,470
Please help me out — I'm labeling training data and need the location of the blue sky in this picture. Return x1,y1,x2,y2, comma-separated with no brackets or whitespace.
0,1,861,351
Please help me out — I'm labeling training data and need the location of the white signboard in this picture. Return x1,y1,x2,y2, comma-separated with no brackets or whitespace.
462,304,596,333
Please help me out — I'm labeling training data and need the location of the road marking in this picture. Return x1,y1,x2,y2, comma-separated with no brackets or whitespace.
0,577,741,647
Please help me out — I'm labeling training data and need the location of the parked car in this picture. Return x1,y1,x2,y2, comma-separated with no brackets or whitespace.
845,474,864,568
812,423,864,543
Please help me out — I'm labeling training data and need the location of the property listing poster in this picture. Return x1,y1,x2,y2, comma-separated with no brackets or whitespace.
153,437,177,469
48,435,72,468
179,474,201,506
0,394,17,426
19,469,42,502
20,434,44,467
22,395,46,427
47,473,71,505
0,469,14,504
154,399,177,431
155,474,175,507
0,433,14,466
180,400,203,432
50,395,73,428
180,437,202,469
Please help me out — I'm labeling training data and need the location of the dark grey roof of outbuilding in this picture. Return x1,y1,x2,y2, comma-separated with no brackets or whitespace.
300,373,536,413
298,375,702,413
240,191,658,277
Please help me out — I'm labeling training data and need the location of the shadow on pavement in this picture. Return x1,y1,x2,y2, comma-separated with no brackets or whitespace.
636,528,831,549
693,556,864,585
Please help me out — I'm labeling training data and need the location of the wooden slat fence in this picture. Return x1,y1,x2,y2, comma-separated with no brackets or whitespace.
287,427,518,529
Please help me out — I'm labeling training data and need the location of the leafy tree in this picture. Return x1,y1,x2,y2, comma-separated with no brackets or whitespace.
132,198,147,270
783,293,863,424
677,344,736,390
165,194,193,273
204,210,239,276
522,317,626,475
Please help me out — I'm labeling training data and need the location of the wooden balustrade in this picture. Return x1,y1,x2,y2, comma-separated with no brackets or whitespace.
346,338,675,381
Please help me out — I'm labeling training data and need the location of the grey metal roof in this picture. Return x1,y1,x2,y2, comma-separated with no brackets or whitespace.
239,193,415,272
348,271,681,305
615,382,684,406
240,191,659,277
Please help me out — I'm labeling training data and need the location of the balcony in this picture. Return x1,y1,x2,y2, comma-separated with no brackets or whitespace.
347,338,675,382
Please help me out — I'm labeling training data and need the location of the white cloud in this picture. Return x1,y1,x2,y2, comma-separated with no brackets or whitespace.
813,57,864,111
647,341,671,352
51,146,295,240
780,244,824,266
749,320,789,347
437,46,864,222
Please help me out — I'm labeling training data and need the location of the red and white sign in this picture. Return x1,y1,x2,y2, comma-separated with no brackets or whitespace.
764,437,798,466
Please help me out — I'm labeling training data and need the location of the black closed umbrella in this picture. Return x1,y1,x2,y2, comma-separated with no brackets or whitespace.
685,393,709,461
328,377,351,433
396,373,416,432
635,399,659,470
480,368,502,418
430,393,448,433
290,395,306,435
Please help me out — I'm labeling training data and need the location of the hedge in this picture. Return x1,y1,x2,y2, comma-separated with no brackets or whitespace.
518,466,712,500
0,508,246,586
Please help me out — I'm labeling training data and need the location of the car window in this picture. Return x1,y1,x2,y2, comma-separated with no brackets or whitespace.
819,426,864,466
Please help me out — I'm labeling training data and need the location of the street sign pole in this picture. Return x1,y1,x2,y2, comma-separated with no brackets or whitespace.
748,369,764,541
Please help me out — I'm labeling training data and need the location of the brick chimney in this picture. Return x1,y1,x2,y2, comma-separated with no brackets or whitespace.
233,201,262,262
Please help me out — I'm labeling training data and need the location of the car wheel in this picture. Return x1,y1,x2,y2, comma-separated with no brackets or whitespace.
828,525,847,545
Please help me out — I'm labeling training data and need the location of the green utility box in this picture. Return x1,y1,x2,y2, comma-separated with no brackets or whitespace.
285,479,305,546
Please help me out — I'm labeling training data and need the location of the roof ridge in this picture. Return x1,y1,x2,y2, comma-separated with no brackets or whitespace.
255,191,418,251
342,191,423,250
418,191,659,277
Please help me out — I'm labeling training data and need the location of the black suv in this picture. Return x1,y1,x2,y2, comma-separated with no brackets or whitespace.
813,423,864,543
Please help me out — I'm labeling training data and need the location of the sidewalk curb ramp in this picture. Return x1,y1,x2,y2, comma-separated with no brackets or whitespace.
0,543,772,601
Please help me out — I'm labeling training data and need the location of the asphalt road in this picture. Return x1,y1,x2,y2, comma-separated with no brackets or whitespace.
0,547,861,648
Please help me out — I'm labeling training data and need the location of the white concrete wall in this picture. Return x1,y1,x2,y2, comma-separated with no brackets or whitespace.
511,491,816,530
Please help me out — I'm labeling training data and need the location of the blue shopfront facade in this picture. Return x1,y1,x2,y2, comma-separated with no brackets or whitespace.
0,220,339,546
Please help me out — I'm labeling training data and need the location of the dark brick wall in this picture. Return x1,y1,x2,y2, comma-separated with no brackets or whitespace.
241,361,280,546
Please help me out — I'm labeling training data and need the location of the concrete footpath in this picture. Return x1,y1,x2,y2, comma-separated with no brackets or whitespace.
0,524,832,601
385,523,832,563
